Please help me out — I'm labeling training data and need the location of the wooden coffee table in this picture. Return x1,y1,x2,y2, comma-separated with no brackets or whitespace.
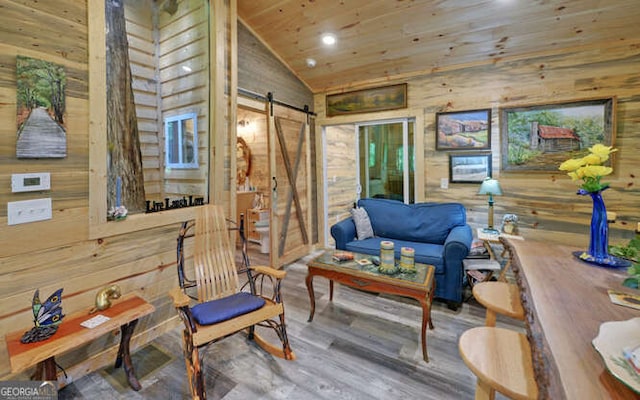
306,250,435,362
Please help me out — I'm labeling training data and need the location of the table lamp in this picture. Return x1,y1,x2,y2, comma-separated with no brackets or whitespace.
478,177,502,234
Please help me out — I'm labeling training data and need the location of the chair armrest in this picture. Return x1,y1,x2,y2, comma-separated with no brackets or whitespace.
251,265,286,280
330,218,356,249
169,287,191,308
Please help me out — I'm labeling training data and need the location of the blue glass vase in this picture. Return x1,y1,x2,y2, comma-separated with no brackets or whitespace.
572,189,631,268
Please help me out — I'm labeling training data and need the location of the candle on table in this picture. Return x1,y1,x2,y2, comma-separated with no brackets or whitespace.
400,247,415,272
380,241,395,273
606,211,616,222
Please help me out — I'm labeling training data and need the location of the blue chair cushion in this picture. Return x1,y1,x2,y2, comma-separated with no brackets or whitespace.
191,292,266,325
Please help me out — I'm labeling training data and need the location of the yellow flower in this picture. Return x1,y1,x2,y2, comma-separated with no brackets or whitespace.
559,143,616,193
582,153,601,165
588,144,617,161
582,165,613,178
567,171,581,181
559,158,585,172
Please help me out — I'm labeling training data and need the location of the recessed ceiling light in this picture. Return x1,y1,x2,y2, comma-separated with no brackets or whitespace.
306,58,317,68
321,33,337,46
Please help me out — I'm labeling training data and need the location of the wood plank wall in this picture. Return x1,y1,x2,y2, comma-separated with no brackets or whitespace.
158,0,209,199
315,41,640,247
324,124,358,246
0,0,310,383
0,0,209,383
237,21,313,110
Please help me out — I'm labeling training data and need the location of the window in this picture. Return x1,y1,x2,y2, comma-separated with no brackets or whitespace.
165,113,198,169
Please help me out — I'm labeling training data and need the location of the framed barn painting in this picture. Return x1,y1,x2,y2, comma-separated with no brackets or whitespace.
436,109,491,151
449,153,492,183
500,97,616,172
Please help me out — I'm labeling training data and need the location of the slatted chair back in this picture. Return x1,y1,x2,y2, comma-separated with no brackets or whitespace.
192,204,240,302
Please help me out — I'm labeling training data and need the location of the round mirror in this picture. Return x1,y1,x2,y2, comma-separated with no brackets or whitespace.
236,137,251,186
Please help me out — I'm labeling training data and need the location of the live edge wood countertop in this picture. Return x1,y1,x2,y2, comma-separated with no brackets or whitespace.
502,238,640,400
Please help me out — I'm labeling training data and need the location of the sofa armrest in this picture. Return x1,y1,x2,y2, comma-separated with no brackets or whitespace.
443,225,473,262
330,218,357,249
440,224,473,305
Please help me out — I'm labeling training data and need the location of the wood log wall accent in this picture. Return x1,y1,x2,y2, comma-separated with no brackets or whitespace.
316,40,640,248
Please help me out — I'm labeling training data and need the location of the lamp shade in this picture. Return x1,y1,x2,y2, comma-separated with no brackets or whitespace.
478,177,502,196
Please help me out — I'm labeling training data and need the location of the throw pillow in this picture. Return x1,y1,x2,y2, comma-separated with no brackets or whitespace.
351,207,374,240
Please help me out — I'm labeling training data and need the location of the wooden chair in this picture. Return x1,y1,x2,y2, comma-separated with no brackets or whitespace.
472,246,525,327
459,327,538,400
169,205,295,400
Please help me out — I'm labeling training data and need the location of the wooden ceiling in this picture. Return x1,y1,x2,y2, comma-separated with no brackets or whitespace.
237,0,640,93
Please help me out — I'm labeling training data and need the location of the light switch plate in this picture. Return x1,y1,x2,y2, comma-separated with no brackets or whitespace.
7,198,52,225
440,178,449,189
11,172,50,192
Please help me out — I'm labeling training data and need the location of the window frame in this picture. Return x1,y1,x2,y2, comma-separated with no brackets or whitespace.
165,113,199,169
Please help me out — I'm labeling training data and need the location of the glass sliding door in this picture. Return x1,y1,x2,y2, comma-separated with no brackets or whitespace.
322,118,415,247
357,119,414,203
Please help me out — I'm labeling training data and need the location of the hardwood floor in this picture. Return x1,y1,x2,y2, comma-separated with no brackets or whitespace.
58,244,522,399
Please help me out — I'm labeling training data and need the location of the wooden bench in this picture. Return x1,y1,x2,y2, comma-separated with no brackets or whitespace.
5,293,154,390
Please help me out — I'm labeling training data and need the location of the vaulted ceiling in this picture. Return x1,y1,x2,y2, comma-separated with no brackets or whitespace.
237,0,640,93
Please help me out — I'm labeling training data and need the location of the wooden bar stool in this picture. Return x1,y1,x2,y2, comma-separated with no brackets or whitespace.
472,282,525,326
459,327,538,400
472,243,525,327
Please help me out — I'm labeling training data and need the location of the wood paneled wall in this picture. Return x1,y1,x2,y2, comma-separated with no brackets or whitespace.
0,0,213,383
0,0,310,384
316,41,640,247
237,21,313,111
158,0,209,199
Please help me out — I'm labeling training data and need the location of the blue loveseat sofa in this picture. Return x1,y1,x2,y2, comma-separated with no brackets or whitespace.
330,198,473,307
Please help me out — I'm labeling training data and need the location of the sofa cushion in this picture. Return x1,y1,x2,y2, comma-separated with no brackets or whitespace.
358,198,466,245
350,207,374,240
344,237,445,274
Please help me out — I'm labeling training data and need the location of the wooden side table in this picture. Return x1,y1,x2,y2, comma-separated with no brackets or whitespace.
5,293,154,391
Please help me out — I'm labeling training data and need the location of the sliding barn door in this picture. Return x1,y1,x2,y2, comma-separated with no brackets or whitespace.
269,104,312,268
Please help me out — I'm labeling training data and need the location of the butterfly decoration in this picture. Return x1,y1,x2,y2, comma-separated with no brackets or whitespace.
33,288,65,327
20,288,65,343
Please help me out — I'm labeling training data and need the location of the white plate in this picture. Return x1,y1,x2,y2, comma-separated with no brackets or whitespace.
592,317,640,393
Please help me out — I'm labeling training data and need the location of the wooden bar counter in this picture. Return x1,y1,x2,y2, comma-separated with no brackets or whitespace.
502,238,640,399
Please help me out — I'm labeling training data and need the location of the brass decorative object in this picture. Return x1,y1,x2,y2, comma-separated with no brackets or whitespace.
90,284,121,314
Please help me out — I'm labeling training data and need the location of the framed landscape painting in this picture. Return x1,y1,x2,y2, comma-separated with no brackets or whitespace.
326,83,407,117
500,97,616,171
449,153,492,183
436,109,491,151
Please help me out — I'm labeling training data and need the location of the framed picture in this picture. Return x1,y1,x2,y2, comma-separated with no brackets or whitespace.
449,153,492,183
16,56,67,159
500,97,616,171
326,83,407,117
436,109,491,151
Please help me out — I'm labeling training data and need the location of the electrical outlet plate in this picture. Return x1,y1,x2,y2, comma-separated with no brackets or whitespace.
7,198,52,225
